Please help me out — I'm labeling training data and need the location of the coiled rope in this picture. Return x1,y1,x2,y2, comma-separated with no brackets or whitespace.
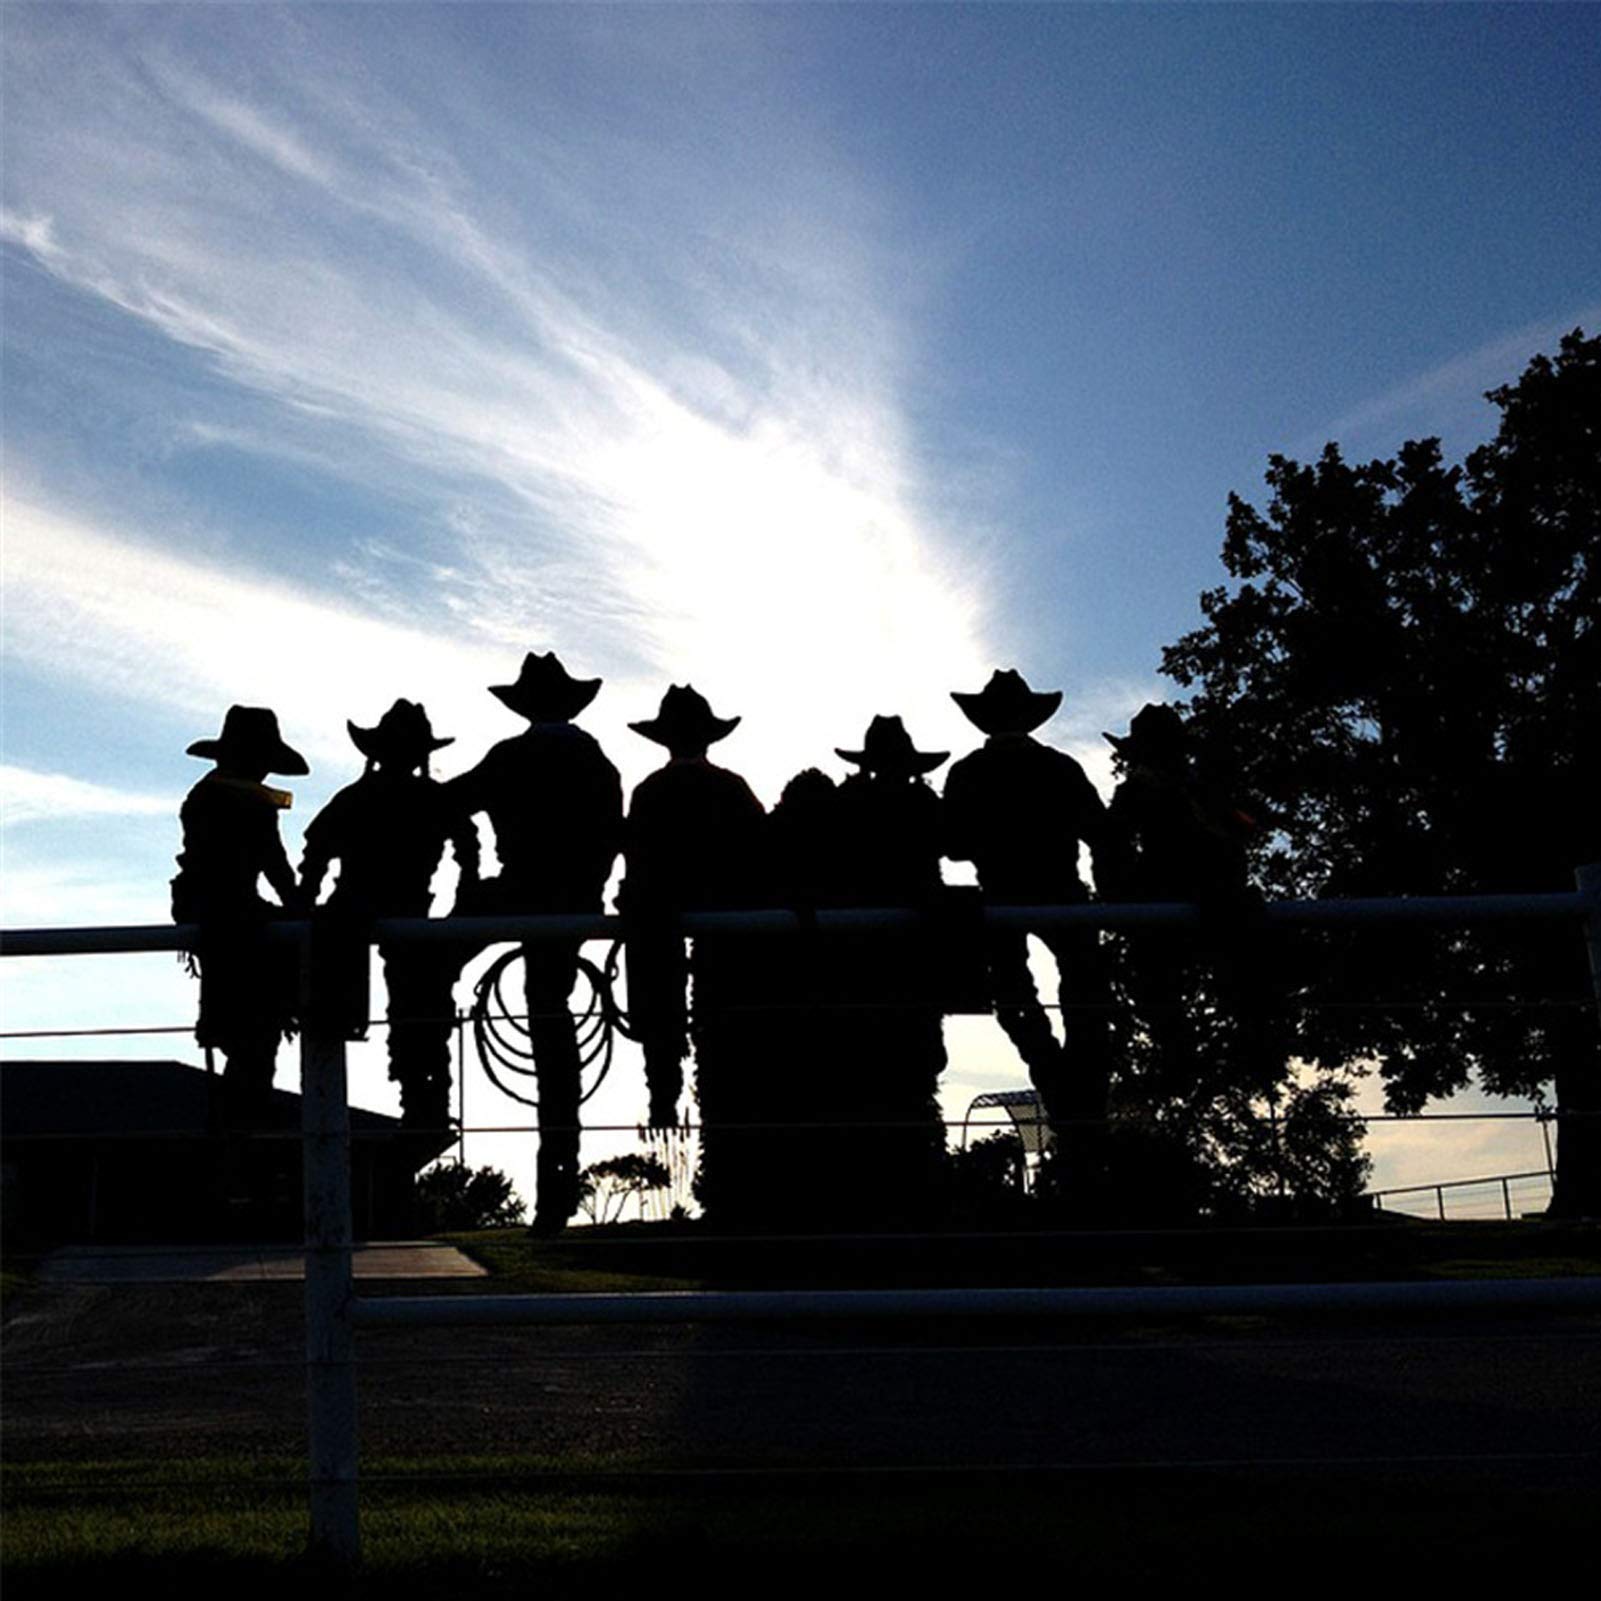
468,939,634,1108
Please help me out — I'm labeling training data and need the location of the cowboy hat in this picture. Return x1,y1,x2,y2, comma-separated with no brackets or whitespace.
629,685,740,753
951,668,1062,736
1103,702,1189,761
186,706,308,775
348,699,454,765
836,715,949,776
488,651,601,722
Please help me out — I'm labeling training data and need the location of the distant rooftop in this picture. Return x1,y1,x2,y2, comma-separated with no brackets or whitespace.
1,1059,404,1139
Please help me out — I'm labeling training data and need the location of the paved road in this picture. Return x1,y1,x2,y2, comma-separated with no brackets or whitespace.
5,1276,1598,1480
33,1241,486,1284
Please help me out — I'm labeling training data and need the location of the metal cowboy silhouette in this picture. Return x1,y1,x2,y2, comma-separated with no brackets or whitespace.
1102,702,1278,1101
944,670,1116,1189
622,685,765,1132
171,705,308,1124
829,714,952,1225
448,652,623,1232
300,699,479,1133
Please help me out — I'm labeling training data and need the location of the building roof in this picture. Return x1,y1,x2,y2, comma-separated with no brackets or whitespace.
1,1059,407,1140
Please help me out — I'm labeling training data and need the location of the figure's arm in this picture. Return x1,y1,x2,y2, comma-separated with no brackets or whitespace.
1090,782,1138,900
592,755,626,888
445,792,481,887
295,800,337,908
941,764,976,863
443,750,491,818
299,840,331,906
266,824,304,911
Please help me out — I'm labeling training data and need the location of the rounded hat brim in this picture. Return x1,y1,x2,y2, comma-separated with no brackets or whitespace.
187,735,309,776
490,678,601,720
629,713,741,748
835,746,949,775
951,686,1061,736
347,721,455,760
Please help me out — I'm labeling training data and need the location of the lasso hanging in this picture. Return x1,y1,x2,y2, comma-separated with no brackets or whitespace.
467,939,634,1108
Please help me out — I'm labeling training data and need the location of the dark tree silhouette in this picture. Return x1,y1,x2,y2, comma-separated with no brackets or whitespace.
414,1160,525,1230
578,1152,673,1225
1095,700,1369,1223
1162,330,1601,1215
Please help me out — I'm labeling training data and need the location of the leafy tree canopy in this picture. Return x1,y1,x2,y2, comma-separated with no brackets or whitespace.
1161,330,1599,1212
414,1160,526,1231
579,1152,673,1225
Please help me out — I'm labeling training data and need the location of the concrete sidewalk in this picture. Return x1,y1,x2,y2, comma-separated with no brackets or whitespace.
36,1241,488,1284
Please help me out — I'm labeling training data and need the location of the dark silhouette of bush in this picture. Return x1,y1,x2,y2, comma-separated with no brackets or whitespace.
579,1152,672,1224
414,1160,526,1230
946,1131,1030,1226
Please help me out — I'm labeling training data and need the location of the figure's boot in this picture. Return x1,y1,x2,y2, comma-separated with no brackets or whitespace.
530,1027,583,1233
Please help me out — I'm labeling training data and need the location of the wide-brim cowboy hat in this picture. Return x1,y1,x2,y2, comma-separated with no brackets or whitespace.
836,714,949,776
489,651,601,722
348,698,454,764
187,705,308,775
1103,702,1189,760
629,684,740,752
951,668,1062,736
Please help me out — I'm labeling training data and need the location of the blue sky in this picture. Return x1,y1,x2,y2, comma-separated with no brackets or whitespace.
4,3,1598,1204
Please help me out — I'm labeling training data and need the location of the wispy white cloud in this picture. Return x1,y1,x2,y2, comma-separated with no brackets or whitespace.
1,489,518,775
3,12,1011,806
143,54,338,189
0,766,171,828
1306,303,1601,453
2,13,1000,801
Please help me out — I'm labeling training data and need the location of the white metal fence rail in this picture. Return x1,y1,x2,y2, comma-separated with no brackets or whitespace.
5,864,1601,1565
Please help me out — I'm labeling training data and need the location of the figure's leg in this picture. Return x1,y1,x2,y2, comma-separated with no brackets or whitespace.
627,931,689,1127
1209,909,1288,1101
526,939,583,1231
383,943,458,1133
1125,932,1199,1095
1045,927,1115,1209
988,928,1067,1117
693,934,780,1227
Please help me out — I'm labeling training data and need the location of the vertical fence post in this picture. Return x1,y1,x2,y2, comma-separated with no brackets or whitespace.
1436,1186,1446,1221
455,1009,467,1167
302,923,360,1566
1578,865,1601,1023
1570,864,1601,1221
1501,1176,1512,1220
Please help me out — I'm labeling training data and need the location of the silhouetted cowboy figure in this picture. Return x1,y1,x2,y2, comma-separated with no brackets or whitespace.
171,706,308,1124
448,652,623,1232
622,686,765,1131
756,766,843,1229
1103,703,1275,1098
831,715,951,1224
1103,704,1254,907
300,700,479,1132
944,670,1115,1154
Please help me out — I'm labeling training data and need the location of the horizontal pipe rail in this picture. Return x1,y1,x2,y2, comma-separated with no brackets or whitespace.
3,885,1594,957
1369,1168,1554,1200
353,1276,1601,1330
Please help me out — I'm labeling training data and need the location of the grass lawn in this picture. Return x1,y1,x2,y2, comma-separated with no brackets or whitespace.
443,1216,1601,1293
6,1219,1596,1591
5,1452,1592,1595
